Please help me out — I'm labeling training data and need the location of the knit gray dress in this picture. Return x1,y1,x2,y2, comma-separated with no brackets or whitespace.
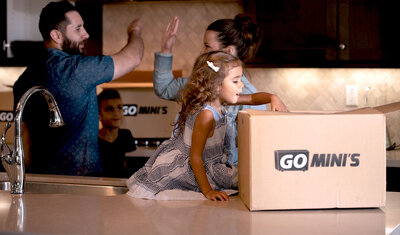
126,105,238,199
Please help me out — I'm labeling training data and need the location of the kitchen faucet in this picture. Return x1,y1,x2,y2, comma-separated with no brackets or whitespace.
0,86,64,194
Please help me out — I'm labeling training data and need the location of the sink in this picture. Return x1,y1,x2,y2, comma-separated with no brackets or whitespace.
0,181,128,196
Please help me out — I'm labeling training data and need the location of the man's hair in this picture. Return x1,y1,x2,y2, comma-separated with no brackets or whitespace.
97,89,122,107
39,1,77,41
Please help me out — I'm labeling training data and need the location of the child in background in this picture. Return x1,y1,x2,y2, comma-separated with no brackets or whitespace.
98,89,136,178
127,51,281,201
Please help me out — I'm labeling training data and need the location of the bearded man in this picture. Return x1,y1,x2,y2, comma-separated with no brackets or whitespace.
12,0,144,176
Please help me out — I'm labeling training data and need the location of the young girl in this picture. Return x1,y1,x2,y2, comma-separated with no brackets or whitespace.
127,51,276,201
154,15,288,166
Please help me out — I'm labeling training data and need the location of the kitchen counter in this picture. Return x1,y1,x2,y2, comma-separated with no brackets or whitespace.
387,150,400,168
0,176,399,235
126,146,157,158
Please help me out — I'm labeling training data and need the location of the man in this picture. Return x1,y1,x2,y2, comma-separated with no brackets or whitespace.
12,1,144,176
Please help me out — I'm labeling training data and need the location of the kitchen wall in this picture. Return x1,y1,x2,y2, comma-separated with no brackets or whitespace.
102,1,243,74
102,1,400,143
1,1,400,143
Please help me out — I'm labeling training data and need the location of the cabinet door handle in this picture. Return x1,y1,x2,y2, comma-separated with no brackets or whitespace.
2,40,10,51
339,43,346,50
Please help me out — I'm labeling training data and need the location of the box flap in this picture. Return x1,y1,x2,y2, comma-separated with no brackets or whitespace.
244,108,383,116
337,107,383,115
373,102,400,114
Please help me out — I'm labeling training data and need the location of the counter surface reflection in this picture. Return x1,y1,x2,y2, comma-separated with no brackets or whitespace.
0,173,399,235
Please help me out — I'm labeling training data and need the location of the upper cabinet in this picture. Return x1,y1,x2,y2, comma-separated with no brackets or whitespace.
0,1,5,63
244,0,400,67
0,0,52,66
0,0,101,66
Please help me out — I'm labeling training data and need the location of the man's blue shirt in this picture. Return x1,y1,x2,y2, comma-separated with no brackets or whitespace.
13,48,114,175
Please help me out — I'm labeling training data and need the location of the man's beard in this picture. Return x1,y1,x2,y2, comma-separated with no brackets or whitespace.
62,36,86,55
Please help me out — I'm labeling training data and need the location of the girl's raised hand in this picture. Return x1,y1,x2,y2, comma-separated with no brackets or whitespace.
204,190,229,201
161,16,180,54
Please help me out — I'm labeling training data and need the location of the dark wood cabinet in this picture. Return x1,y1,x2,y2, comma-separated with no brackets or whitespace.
0,0,102,66
0,1,7,63
75,0,103,56
244,0,400,67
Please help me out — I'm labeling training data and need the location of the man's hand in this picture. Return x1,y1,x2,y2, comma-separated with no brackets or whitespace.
127,19,142,39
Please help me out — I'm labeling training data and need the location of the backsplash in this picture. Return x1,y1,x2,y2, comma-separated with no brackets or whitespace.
1,1,400,144
246,68,400,111
245,68,400,145
102,1,242,75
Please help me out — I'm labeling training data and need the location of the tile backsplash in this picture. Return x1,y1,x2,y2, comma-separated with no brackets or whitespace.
246,68,400,111
245,68,400,145
102,1,242,75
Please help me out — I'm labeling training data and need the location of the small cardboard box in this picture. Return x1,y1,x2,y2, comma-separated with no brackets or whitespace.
238,106,390,211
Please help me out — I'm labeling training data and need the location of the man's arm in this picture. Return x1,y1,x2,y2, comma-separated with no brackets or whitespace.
111,19,144,80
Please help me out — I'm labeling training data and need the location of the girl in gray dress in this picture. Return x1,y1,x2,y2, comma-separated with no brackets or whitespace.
153,15,289,166
127,51,276,201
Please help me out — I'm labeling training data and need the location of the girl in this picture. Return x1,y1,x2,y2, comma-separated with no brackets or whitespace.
153,15,288,166
127,51,275,201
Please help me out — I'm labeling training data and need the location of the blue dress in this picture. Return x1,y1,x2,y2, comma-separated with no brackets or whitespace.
127,105,238,199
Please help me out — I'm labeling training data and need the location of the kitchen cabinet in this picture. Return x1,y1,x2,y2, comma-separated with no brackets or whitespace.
0,0,51,66
0,0,102,66
75,0,103,56
244,0,400,67
0,1,5,63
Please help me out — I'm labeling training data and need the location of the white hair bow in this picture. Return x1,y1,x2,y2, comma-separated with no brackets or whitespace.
207,61,219,72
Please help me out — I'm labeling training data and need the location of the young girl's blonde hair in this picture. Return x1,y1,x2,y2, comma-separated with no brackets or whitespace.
173,51,242,137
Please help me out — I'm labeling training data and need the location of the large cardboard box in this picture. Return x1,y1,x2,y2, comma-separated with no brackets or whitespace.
243,208,385,235
238,106,389,211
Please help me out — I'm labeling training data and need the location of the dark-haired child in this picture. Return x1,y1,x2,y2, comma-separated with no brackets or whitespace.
98,89,136,178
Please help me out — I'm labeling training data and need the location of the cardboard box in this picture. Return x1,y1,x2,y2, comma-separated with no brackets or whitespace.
238,106,390,211
244,208,385,235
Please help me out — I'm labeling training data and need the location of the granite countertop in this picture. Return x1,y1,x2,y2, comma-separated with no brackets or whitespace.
0,173,399,235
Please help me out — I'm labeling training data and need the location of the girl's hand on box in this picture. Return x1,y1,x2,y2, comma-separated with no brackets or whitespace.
271,95,289,112
204,190,229,201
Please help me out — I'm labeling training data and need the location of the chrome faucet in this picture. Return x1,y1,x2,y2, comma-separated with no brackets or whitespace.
0,86,64,194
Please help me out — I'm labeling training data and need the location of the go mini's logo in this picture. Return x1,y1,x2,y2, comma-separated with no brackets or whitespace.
274,150,360,171
0,111,14,122
274,150,309,171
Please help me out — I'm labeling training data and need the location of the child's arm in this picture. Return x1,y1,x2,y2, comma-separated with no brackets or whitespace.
236,92,289,112
189,110,230,201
